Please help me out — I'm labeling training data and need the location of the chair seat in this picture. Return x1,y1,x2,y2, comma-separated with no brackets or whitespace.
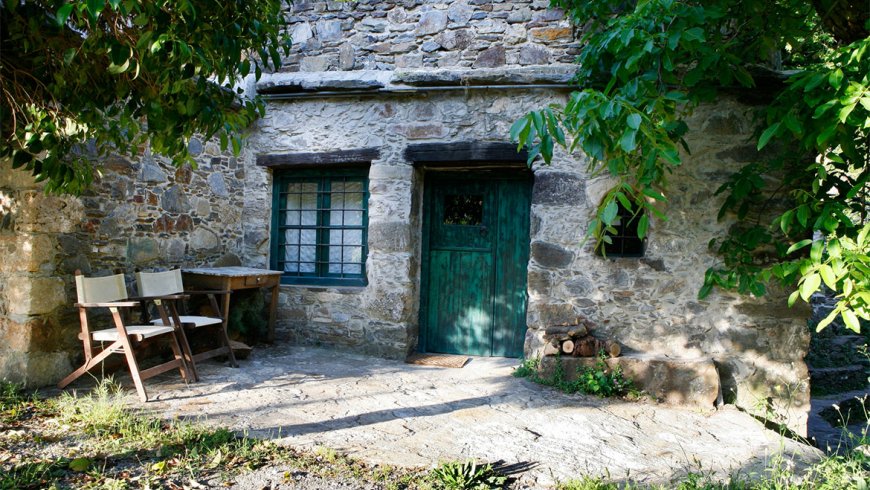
91,325,175,342
151,315,222,328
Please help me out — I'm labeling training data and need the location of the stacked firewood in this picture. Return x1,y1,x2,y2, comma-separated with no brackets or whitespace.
541,319,621,358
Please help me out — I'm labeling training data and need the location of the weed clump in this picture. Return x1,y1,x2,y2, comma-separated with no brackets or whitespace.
514,353,636,398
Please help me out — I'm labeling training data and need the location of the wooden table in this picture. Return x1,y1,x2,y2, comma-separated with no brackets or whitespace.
182,267,283,342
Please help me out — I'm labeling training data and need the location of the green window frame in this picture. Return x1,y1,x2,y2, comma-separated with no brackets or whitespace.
270,169,369,286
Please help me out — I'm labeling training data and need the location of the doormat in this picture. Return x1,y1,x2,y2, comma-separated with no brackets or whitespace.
405,353,470,368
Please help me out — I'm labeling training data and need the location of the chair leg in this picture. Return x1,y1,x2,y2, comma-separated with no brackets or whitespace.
111,331,149,403
166,302,199,381
169,327,195,382
57,345,118,389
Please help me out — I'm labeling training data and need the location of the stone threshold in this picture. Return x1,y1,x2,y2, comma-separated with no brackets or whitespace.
539,354,721,408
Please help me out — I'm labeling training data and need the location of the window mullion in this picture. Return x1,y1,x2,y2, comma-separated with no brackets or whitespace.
319,178,332,277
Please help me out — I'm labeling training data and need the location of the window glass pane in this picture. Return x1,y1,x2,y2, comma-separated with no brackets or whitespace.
343,247,363,274
283,245,300,273
444,194,483,225
299,244,316,273
283,229,300,246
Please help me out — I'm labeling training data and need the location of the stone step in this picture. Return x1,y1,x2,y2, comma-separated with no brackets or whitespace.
809,365,869,396
538,354,719,408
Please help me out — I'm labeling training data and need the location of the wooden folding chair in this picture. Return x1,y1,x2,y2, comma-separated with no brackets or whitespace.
58,271,191,402
135,269,237,382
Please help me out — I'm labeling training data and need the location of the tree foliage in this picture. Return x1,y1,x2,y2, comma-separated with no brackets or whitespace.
1,0,291,194
513,0,869,332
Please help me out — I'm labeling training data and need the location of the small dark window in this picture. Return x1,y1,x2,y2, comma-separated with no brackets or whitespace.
443,194,483,225
598,203,645,257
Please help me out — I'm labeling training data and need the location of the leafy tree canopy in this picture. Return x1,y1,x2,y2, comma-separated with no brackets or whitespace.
513,0,869,332
1,0,290,194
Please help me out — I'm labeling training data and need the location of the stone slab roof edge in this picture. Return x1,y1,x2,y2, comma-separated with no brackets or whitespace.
256,64,579,95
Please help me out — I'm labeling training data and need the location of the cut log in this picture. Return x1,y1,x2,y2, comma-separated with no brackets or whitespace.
576,338,596,357
542,342,561,357
567,325,588,338
561,340,575,355
607,341,621,358
545,326,570,336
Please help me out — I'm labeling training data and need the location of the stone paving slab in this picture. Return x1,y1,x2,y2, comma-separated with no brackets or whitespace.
148,344,821,488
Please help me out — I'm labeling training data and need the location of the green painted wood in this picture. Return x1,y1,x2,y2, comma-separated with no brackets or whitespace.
491,180,532,357
421,173,531,358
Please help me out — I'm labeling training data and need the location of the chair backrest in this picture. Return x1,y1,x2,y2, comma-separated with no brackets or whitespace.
136,269,184,297
75,273,129,303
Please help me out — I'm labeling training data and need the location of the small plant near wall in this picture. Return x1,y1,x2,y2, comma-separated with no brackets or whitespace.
429,460,508,490
514,353,636,398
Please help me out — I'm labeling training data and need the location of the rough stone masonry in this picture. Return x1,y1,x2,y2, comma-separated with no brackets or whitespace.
0,0,811,436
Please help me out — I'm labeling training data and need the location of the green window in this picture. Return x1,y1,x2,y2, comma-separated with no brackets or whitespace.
271,169,369,286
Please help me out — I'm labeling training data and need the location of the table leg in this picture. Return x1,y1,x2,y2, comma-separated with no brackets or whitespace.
268,282,279,343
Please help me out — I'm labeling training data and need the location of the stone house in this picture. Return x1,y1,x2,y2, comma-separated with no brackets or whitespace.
0,1,810,435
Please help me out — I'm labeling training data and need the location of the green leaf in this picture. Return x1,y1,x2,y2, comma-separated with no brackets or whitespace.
69,457,91,472
86,0,104,18
63,48,76,65
788,290,800,307
800,273,821,301
756,122,780,150
619,128,637,152
837,102,857,123
641,187,665,201
602,200,618,226
818,263,837,290
637,214,649,239
509,117,529,143
828,68,843,89
786,239,812,254
626,113,641,130
810,240,823,262
841,310,860,332
796,205,809,228
815,308,839,331
56,3,74,25
858,223,870,246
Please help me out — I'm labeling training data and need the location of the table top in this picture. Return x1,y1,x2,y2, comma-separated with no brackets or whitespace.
182,266,283,277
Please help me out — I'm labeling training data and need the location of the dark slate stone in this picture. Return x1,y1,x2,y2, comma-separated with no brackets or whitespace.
641,257,666,271
140,162,167,183
565,276,594,296
532,172,585,205
416,10,447,36
188,138,203,156
161,185,190,213
474,45,505,68
421,40,441,52
208,173,229,197
531,241,574,269
519,45,550,66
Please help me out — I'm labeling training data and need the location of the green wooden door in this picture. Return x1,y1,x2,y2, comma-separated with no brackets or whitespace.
421,175,531,357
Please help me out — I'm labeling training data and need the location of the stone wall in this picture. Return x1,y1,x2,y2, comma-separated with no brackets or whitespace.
0,141,252,386
282,0,577,72
245,88,568,359
523,99,811,433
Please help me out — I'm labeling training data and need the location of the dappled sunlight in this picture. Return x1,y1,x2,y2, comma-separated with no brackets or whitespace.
136,344,824,486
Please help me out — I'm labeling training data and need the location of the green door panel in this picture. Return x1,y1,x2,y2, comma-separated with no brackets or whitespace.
421,173,531,358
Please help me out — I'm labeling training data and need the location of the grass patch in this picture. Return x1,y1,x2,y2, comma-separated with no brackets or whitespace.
514,353,637,398
0,378,435,489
